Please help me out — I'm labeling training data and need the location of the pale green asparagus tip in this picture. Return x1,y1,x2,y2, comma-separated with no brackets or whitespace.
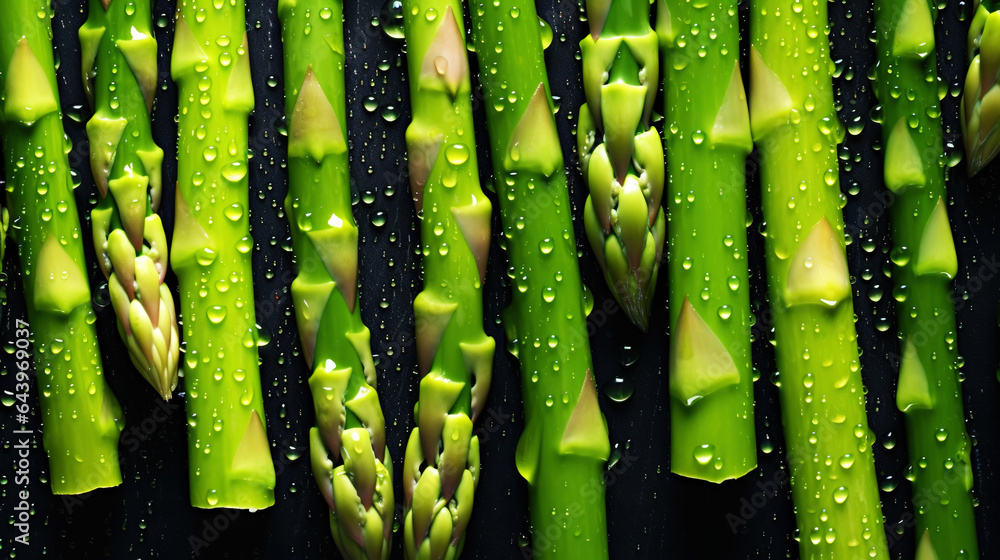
963,1,1000,175
82,0,179,400
577,1,665,331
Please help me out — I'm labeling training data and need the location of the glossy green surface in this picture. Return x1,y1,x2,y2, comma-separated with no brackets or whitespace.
470,1,611,558
400,1,496,557
279,1,393,557
749,0,890,555
661,0,757,483
876,0,979,556
80,0,177,400
0,0,124,495
171,0,275,509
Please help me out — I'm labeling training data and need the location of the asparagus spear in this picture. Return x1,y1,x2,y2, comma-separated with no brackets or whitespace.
0,0,124,494
876,0,980,556
79,0,178,400
469,1,611,558
749,0,890,556
171,0,275,509
659,0,757,482
278,1,394,557
400,1,496,557
963,0,1000,175
576,0,665,331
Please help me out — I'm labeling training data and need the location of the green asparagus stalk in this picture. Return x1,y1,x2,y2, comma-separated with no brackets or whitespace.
278,1,394,557
749,0,890,556
659,0,757,482
79,0,178,400
577,0,665,331
469,1,611,558
875,0,979,556
0,0,124,494
962,0,1000,175
1,206,7,266
400,1,496,557
171,0,275,509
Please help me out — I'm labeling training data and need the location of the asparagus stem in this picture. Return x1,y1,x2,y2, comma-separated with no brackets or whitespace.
170,0,275,509
80,0,178,400
0,0,124,495
659,0,757,482
278,1,394,557
576,0,666,331
749,0,890,555
469,2,611,558
962,0,1000,175
875,0,980,556
400,1,496,557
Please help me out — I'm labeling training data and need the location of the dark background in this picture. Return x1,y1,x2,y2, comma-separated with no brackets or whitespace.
1,0,997,558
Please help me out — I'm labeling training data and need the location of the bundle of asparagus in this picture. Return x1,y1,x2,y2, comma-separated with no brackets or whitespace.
577,0,666,331
278,1,393,558
0,0,124,494
876,0,979,556
171,0,275,509
659,0,757,482
80,0,178,399
749,0,890,555
399,1,496,557
470,1,612,557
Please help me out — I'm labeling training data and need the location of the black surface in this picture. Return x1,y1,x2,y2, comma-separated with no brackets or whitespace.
1,0,998,558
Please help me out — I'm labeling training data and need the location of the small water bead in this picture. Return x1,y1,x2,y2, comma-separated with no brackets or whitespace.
207,306,227,323
833,486,849,504
542,287,556,303
223,161,247,182
224,204,244,222
840,454,855,469
203,146,218,162
693,444,715,465
604,376,634,402
539,238,554,254
445,144,469,165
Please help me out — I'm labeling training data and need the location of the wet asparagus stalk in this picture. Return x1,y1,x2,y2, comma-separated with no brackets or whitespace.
749,0,890,555
79,0,178,400
171,0,275,509
278,1,393,557
577,0,666,331
876,0,980,556
400,0,496,557
0,0,124,494
469,1,611,558
659,0,757,482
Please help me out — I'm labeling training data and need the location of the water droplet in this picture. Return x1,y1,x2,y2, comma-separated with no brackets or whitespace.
445,144,469,165
604,376,634,402
833,486,849,504
694,444,715,465
207,306,227,323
